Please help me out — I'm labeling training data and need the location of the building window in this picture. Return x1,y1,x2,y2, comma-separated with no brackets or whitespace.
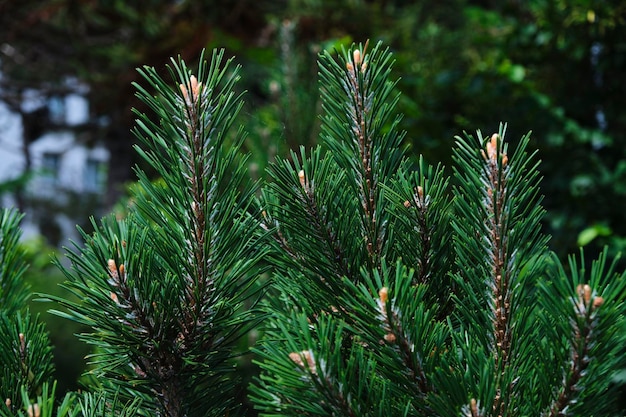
84,158,107,193
47,95,66,124
41,152,61,185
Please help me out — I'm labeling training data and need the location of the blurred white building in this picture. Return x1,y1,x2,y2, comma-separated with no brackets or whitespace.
0,79,109,245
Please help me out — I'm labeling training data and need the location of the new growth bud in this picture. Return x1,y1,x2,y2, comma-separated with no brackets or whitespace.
108,259,117,276
19,333,25,357
108,258,126,288
482,133,508,166
180,75,202,107
377,287,396,343
289,350,317,374
486,134,498,163
415,186,425,208
577,284,592,305
27,403,40,417
379,287,388,304
593,296,604,308
298,169,309,191
575,283,604,314
470,398,478,416
353,49,362,67
347,44,368,73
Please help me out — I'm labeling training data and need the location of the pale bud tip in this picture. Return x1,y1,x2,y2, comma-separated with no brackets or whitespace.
353,49,362,66
593,296,604,308
180,75,202,106
470,398,478,414
486,134,498,162
298,170,306,188
379,287,388,304
583,284,592,304
289,350,316,374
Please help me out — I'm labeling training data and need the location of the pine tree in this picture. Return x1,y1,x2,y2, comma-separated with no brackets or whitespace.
47,50,268,416
1,42,625,417
250,42,626,416
0,209,56,415
0,210,135,417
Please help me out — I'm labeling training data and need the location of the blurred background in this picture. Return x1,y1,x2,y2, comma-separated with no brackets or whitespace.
0,0,624,403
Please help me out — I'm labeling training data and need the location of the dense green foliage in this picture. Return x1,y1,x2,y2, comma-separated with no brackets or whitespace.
47,51,268,416
0,211,55,412
1,10,625,413
0,211,135,417
251,42,626,417
0,0,626,415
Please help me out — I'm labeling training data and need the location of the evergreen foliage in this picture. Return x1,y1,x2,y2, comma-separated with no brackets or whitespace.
0,210,30,315
0,311,55,413
0,209,62,416
47,50,268,416
250,42,626,416
0,42,625,416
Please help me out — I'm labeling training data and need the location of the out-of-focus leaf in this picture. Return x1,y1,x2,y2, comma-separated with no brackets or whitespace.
578,224,612,247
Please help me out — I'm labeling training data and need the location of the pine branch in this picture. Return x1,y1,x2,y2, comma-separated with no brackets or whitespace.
319,41,405,271
12,40,621,417
254,43,418,416
548,287,598,417
261,147,364,314
0,209,30,315
540,250,626,416
252,311,399,416
358,263,450,414
259,42,411,321
0,312,55,415
449,126,551,416
376,275,430,395
479,132,513,376
0,209,57,415
49,50,268,417
385,157,455,315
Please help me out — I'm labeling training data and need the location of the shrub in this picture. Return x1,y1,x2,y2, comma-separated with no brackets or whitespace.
1,42,625,416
